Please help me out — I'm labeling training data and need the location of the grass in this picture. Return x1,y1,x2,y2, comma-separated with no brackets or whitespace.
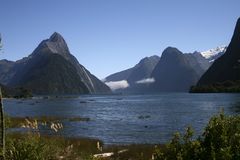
6,116,90,128
6,115,157,160
6,133,100,160
6,133,157,160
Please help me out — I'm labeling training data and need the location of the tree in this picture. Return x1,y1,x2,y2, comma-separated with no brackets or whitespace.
0,33,5,160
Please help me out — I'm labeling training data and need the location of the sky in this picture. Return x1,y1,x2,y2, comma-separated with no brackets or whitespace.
0,0,239,79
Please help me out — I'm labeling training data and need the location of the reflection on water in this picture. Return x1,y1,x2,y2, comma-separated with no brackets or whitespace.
4,93,240,145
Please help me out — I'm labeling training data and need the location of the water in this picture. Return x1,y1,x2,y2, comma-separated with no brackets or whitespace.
3,93,240,145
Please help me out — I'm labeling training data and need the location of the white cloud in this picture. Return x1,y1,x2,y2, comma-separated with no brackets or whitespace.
105,80,129,91
135,78,155,84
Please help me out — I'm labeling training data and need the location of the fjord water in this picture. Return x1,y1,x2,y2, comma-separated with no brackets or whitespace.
4,93,240,145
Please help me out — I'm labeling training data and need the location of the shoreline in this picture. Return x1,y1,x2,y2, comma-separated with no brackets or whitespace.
7,132,159,160
6,115,161,159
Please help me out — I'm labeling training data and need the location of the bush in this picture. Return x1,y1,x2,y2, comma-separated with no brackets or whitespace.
6,135,57,160
5,118,62,160
154,112,240,160
189,80,240,93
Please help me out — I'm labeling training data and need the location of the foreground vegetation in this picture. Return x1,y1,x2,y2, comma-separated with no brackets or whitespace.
190,80,240,93
6,133,156,160
154,111,240,160
4,111,240,159
6,133,101,160
1,85,32,98
6,116,156,160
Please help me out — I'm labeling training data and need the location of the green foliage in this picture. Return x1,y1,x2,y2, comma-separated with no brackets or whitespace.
190,80,240,93
5,133,101,160
6,135,56,160
154,112,240,160
201,111,240,160
155,127,201,160
0,85,32,98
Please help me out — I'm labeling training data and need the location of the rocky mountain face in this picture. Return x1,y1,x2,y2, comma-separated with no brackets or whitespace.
0,59,15,84
195,18,240,89
150,47,210,92
105,55,159,83
185,52,211,76
126,56,160,84
0,32,111,94
104,55,160,92
104,68,133,83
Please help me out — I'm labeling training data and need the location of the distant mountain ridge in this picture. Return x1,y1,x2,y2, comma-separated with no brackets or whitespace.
149,47,210,92
104,55,160,92
1,29,232,94
191,18,240,92
200,46,227,62
127,55,159,83
198,18,240,85
105,55,160,82
0,32,111,94
105,46,211,92
0,59,15,84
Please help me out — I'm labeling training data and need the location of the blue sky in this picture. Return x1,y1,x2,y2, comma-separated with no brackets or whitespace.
0,0,239,79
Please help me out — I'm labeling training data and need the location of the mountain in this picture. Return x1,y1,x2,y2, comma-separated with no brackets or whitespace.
0,83,32,98
0,32,111,94
191,18,240,92
0,57,32,87
105,47,211,93
185,51,211,76
0,59,15,84
104,55,160,91
200,46,227,62
150,47,210,92
127,56,160,84
104,68,133,83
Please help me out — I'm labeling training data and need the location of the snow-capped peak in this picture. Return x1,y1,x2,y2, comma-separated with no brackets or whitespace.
200,46,227,60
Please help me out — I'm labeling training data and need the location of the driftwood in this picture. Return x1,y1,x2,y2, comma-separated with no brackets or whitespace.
93,149,128,158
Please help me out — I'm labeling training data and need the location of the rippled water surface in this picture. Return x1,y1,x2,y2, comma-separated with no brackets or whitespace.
4,93,240,144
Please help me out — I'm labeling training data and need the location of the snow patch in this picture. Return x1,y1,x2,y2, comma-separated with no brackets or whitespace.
201,46,227,59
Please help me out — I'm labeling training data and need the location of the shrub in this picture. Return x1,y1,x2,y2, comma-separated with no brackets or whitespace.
154,112,240,160
190,80,240,93
201,112,240,160
5,118,62,160
6,135,56,160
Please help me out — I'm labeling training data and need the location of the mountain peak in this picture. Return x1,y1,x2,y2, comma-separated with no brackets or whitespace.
232,17,240,43
196,18,240,87
161,47,182,58
163,47,180,53
31,32,71,58
200,46,227,60
34,32,70,55
237,17,240,28
49,32,64,42
139,55,159,64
